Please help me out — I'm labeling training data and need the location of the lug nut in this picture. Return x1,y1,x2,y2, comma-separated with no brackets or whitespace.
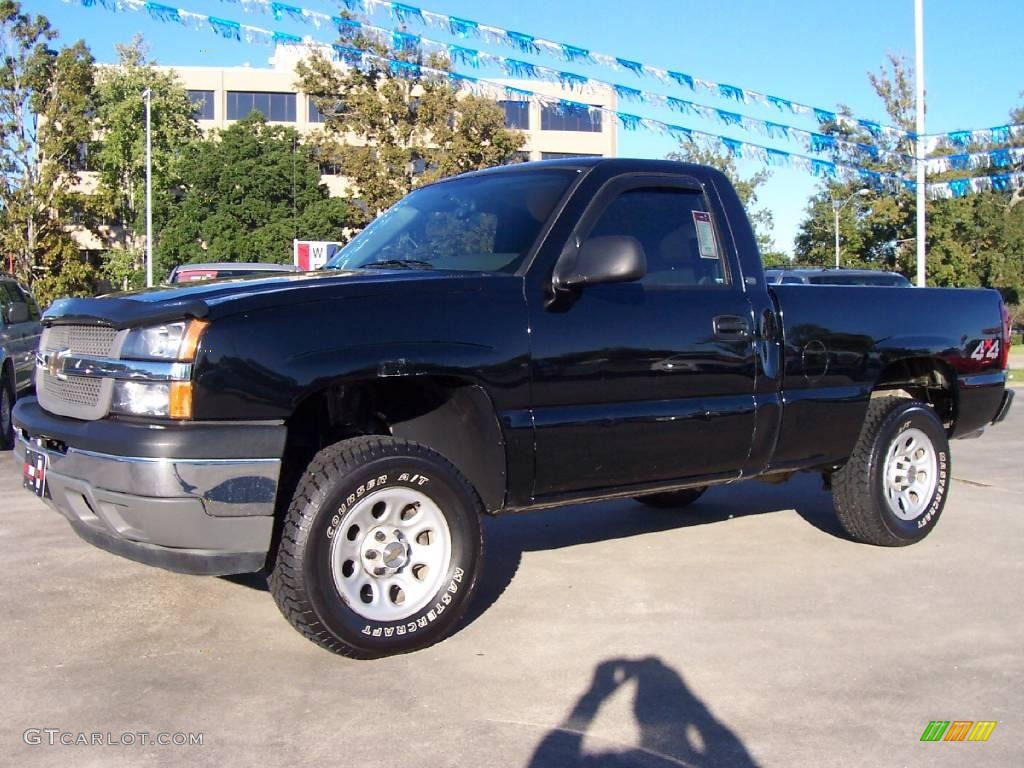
366,550,378,560
375,531,386,542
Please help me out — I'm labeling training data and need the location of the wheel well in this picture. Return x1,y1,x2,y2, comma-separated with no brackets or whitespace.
279,377,506,513
872,357,956,429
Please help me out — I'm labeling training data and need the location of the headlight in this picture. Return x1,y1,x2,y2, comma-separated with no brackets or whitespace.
121,320,207,362
111,319,206,419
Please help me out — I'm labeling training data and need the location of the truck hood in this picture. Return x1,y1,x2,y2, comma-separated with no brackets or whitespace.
43,269,487,330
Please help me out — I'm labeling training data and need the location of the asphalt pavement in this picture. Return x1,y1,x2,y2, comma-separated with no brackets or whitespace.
1,405,1021,767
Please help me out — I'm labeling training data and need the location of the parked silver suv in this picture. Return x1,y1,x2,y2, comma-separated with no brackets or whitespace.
1,275,42,449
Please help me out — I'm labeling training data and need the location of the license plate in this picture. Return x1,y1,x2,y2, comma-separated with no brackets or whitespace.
22,447,49,498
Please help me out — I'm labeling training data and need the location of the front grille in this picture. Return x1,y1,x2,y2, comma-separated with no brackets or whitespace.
37,324,122,421
39,371,103,407
42,325,117,357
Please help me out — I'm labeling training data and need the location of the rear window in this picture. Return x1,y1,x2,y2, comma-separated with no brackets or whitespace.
808,273,909,286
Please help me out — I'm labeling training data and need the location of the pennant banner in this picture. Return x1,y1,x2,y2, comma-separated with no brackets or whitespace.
253,0,913,140
925,146,1024,174
66,0,1024,202
927,123,1024,150
215,0,913,167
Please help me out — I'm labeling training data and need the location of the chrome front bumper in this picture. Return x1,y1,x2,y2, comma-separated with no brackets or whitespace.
14,425,282,576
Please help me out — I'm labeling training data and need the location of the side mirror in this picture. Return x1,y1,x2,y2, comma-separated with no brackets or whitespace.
553,236,647,290
5,302,29,325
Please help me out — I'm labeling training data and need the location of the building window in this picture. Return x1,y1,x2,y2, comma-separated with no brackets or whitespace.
308,98,345,123
498,100,530,130
187,90,215,121
226,91,296,122
541,152,602,160
540,104,602,132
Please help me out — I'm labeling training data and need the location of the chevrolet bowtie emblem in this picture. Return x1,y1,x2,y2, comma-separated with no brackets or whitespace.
37,349,72,381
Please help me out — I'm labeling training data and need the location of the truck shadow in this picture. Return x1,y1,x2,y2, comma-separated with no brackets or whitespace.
527,656,760,768
464,472,846,628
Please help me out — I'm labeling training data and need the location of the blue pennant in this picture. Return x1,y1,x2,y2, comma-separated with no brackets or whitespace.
857,119,882,138
990,125,1010,144
557,71,588,90
448,45,479,67
448,72,477,85
949,179,970,197
617,112,642,131
765,148,790,167
667,71,694,90
948,154,971,170
391,3,424,24
990,149,1012,167
448,17,478,37
947,131,971,147
392,31,420,53
810,133,836,153
616,58,644,77
561,44,591,63
209,17,241,40
767,95,793,112
901,179,917,192
144,2,180,24
503,59,538,79
390,60,421,79
333,16,362,34
810,159,836,178
506,31,538,54
504,86,533,99
332,44,363,66
721,138,743,157
813,108,836,125
991,173,1011,191
856,143,880,161
613,84,642,101
270,2,303,22
666,97,694,115
764,121,789,139
273,31,302,45
667,125,692,141
716,110,743,127
858,168,882,184
558,99,589,115
718,84,744,103
340,0,364,11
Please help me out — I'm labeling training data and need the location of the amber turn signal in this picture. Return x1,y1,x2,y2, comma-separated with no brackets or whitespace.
179,319,209,363
169,382,193,420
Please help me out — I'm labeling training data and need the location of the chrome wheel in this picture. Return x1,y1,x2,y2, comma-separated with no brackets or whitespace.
329,487,452,622
883,427,938,521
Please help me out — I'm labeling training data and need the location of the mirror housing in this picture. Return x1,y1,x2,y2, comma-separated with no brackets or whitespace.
553,236,647,290
4,302,29,325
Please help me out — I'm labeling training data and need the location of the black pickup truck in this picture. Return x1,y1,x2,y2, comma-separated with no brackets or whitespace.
13,158,1014,658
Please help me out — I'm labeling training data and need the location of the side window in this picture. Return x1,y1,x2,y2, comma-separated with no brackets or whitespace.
20,286,41,319
585,187,729,287
781,276,804,284
0,282,14,318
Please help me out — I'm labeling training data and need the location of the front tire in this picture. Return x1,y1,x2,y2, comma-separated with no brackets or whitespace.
0,373,14,450
832,397,950,546
268,436,484,658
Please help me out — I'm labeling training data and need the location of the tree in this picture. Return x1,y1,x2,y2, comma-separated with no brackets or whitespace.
92,35,198,273
155,114,351,276
667,139,785,263
0,0,97,303
296,24,524,223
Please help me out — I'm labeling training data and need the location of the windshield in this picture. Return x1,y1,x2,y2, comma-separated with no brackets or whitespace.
325,170,578,273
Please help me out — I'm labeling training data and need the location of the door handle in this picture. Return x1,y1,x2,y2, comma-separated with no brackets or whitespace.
712,315,750,340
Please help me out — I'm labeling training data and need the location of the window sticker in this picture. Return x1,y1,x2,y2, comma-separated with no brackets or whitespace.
692,210,719,259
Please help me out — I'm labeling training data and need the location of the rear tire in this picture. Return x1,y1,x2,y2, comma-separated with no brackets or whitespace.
634,487,707,509
832,397,950,546
0,372,14,451
268,436,484,658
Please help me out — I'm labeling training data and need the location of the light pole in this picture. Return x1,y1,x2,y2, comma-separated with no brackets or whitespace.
914,0,926,287
143,88,153,288
832,189,871,268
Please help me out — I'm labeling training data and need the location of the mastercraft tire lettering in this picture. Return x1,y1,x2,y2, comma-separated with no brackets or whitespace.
268,436,484,658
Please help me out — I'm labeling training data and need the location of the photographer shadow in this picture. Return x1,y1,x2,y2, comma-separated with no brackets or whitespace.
529,656,759,768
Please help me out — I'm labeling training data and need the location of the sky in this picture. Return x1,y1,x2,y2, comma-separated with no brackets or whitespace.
29,0,1024,255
